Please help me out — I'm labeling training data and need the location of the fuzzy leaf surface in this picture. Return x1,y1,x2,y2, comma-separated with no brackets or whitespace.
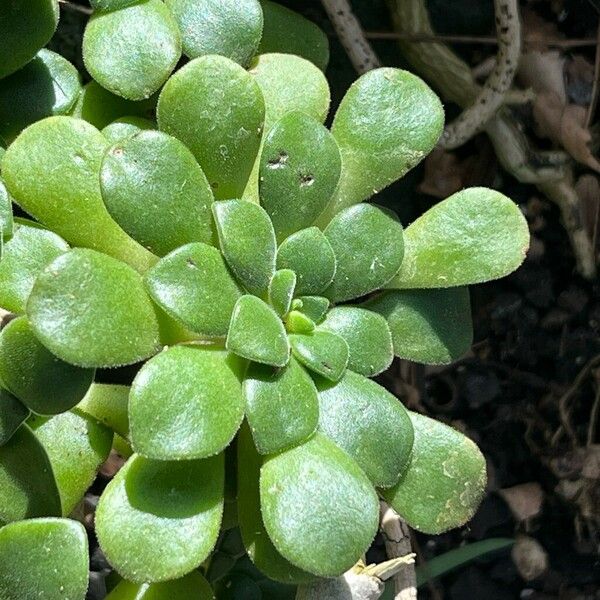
289,330,348,382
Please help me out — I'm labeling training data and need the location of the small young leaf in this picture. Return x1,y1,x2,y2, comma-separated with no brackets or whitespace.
145,243,243,338
259,1,330,71
0,518,88,599
96,453,224,583
0,49,81,143
83,0,181,100
322,68,444,220
366,288,473,364
319,307,393,377
324,204,404,302
286,310,316,335
27,249,161,368
289,331,348,382
244,357,319,455
77,383,130,439
165,0,263,66
101,130,215,255
0,390,29,446
260,433,379,577
388,188,530,288
158,56,265,199
0,219,68,314
213,200,277,297
105,571,216,599
30,411,113,515
130,346,244,460
277,227,336,296
102,116,155,144
0,0,59,79
269,269,296,317
381,412,487,534
294,296,330,324
2,116,157,272
260,112,341,241
0,425,61,524
0,317,95,415
227,296,290,367
316,371,413,488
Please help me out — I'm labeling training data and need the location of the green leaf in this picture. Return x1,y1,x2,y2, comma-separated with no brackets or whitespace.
366,288,473,364
285,310,315,335
102,116,155,144
27,249,161,368
260,112,341,241
0,518,89,600
83,0,181,100
319,307,393,377
324,204,404,302
213,200,277,297
0,49,81,144
30,410,113,515
106,571,216,599
388,188,530,288
227,295,290,367
130,346,244,460
321,68,444,221
277,227,336,296
294,296,329,324
0,179,13,242
90,0,140,11
101,130,215,256
96,453,224,583
316,371,413,488
269,269,296,317
77,383,130,439
165,0,263,66
259,1,329,71
2,116,157,273
289,330,348,382
0,424,61,524
244,357,318,455
237,423,316,584
0,0,59,80
0,390,29,446
381,412,487,534
260,433,379,577
145,243,243,338
0,219,68,314
158,56,265,199
0,316,95,415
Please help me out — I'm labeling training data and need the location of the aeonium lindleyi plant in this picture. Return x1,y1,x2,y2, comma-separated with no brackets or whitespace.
0,1,529,598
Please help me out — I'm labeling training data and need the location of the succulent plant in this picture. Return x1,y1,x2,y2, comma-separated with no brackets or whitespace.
0,0,529,598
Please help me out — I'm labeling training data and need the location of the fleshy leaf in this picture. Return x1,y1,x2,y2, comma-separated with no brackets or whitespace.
83,0,181,100
322,68,444,221
289,331,348,382
0,390,29,446
90,0,140,10
0,219,68,313
130,346,244,460
0,179,13,242
145,243,242,338
96,453,224,583
381,412,487,534
260,433,379,577
157,56,265,199
324,204,404,302
165,0,263,66
388,188,530,288
269,269,296,317
286,310,316,335
27,249,161,368
101,130,215,256
227,295,290,367
0,0,59,79
319,307,393,377
237,423,316,584
277,227,336,296
258,1,329,71
0,49,81,143
260,112,341,241
0,425,61,524
0,518,88,599
316,371,413,488
106,571,216,599
30,411,113,515
77,383,130,439
366,288,473,364
2,116,157,272
0,317,95,415
213,200,276,297
294,296,330,324
244,357,318,455
102,116,155,144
